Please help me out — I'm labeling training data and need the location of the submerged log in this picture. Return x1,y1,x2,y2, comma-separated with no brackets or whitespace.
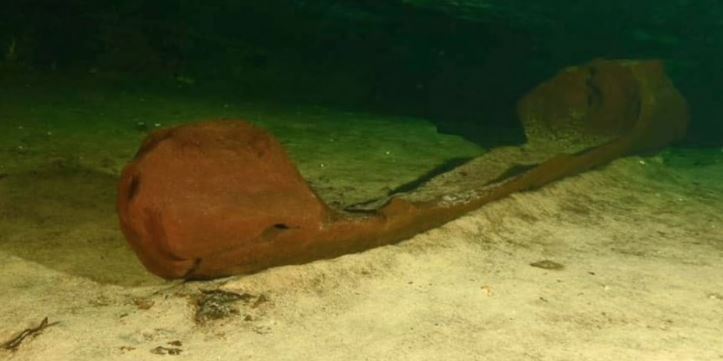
117,59,689,279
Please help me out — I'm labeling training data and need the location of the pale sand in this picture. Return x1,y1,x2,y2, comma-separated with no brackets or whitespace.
0,94,722,360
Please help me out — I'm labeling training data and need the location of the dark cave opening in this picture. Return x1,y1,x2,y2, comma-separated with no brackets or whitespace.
0,0,720,146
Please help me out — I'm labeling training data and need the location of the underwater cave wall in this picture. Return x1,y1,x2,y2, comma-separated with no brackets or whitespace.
1,0,720,145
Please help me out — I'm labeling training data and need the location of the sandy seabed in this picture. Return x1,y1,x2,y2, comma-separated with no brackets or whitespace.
0,88,722,361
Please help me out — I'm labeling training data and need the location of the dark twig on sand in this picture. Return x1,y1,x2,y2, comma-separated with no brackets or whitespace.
1,317,59,352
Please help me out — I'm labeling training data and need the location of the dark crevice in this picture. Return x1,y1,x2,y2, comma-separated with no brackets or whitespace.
343,157,474,212
127,176,141,201
258,223,293,242
632,96,642,121
585,68,603,110
483,163,539,186
183,258,203,279
134,131,173,160
388,157,474,195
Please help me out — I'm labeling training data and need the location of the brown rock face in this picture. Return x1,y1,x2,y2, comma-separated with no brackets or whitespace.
518,59,689,153
118,59,689,280
117,121,332,278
